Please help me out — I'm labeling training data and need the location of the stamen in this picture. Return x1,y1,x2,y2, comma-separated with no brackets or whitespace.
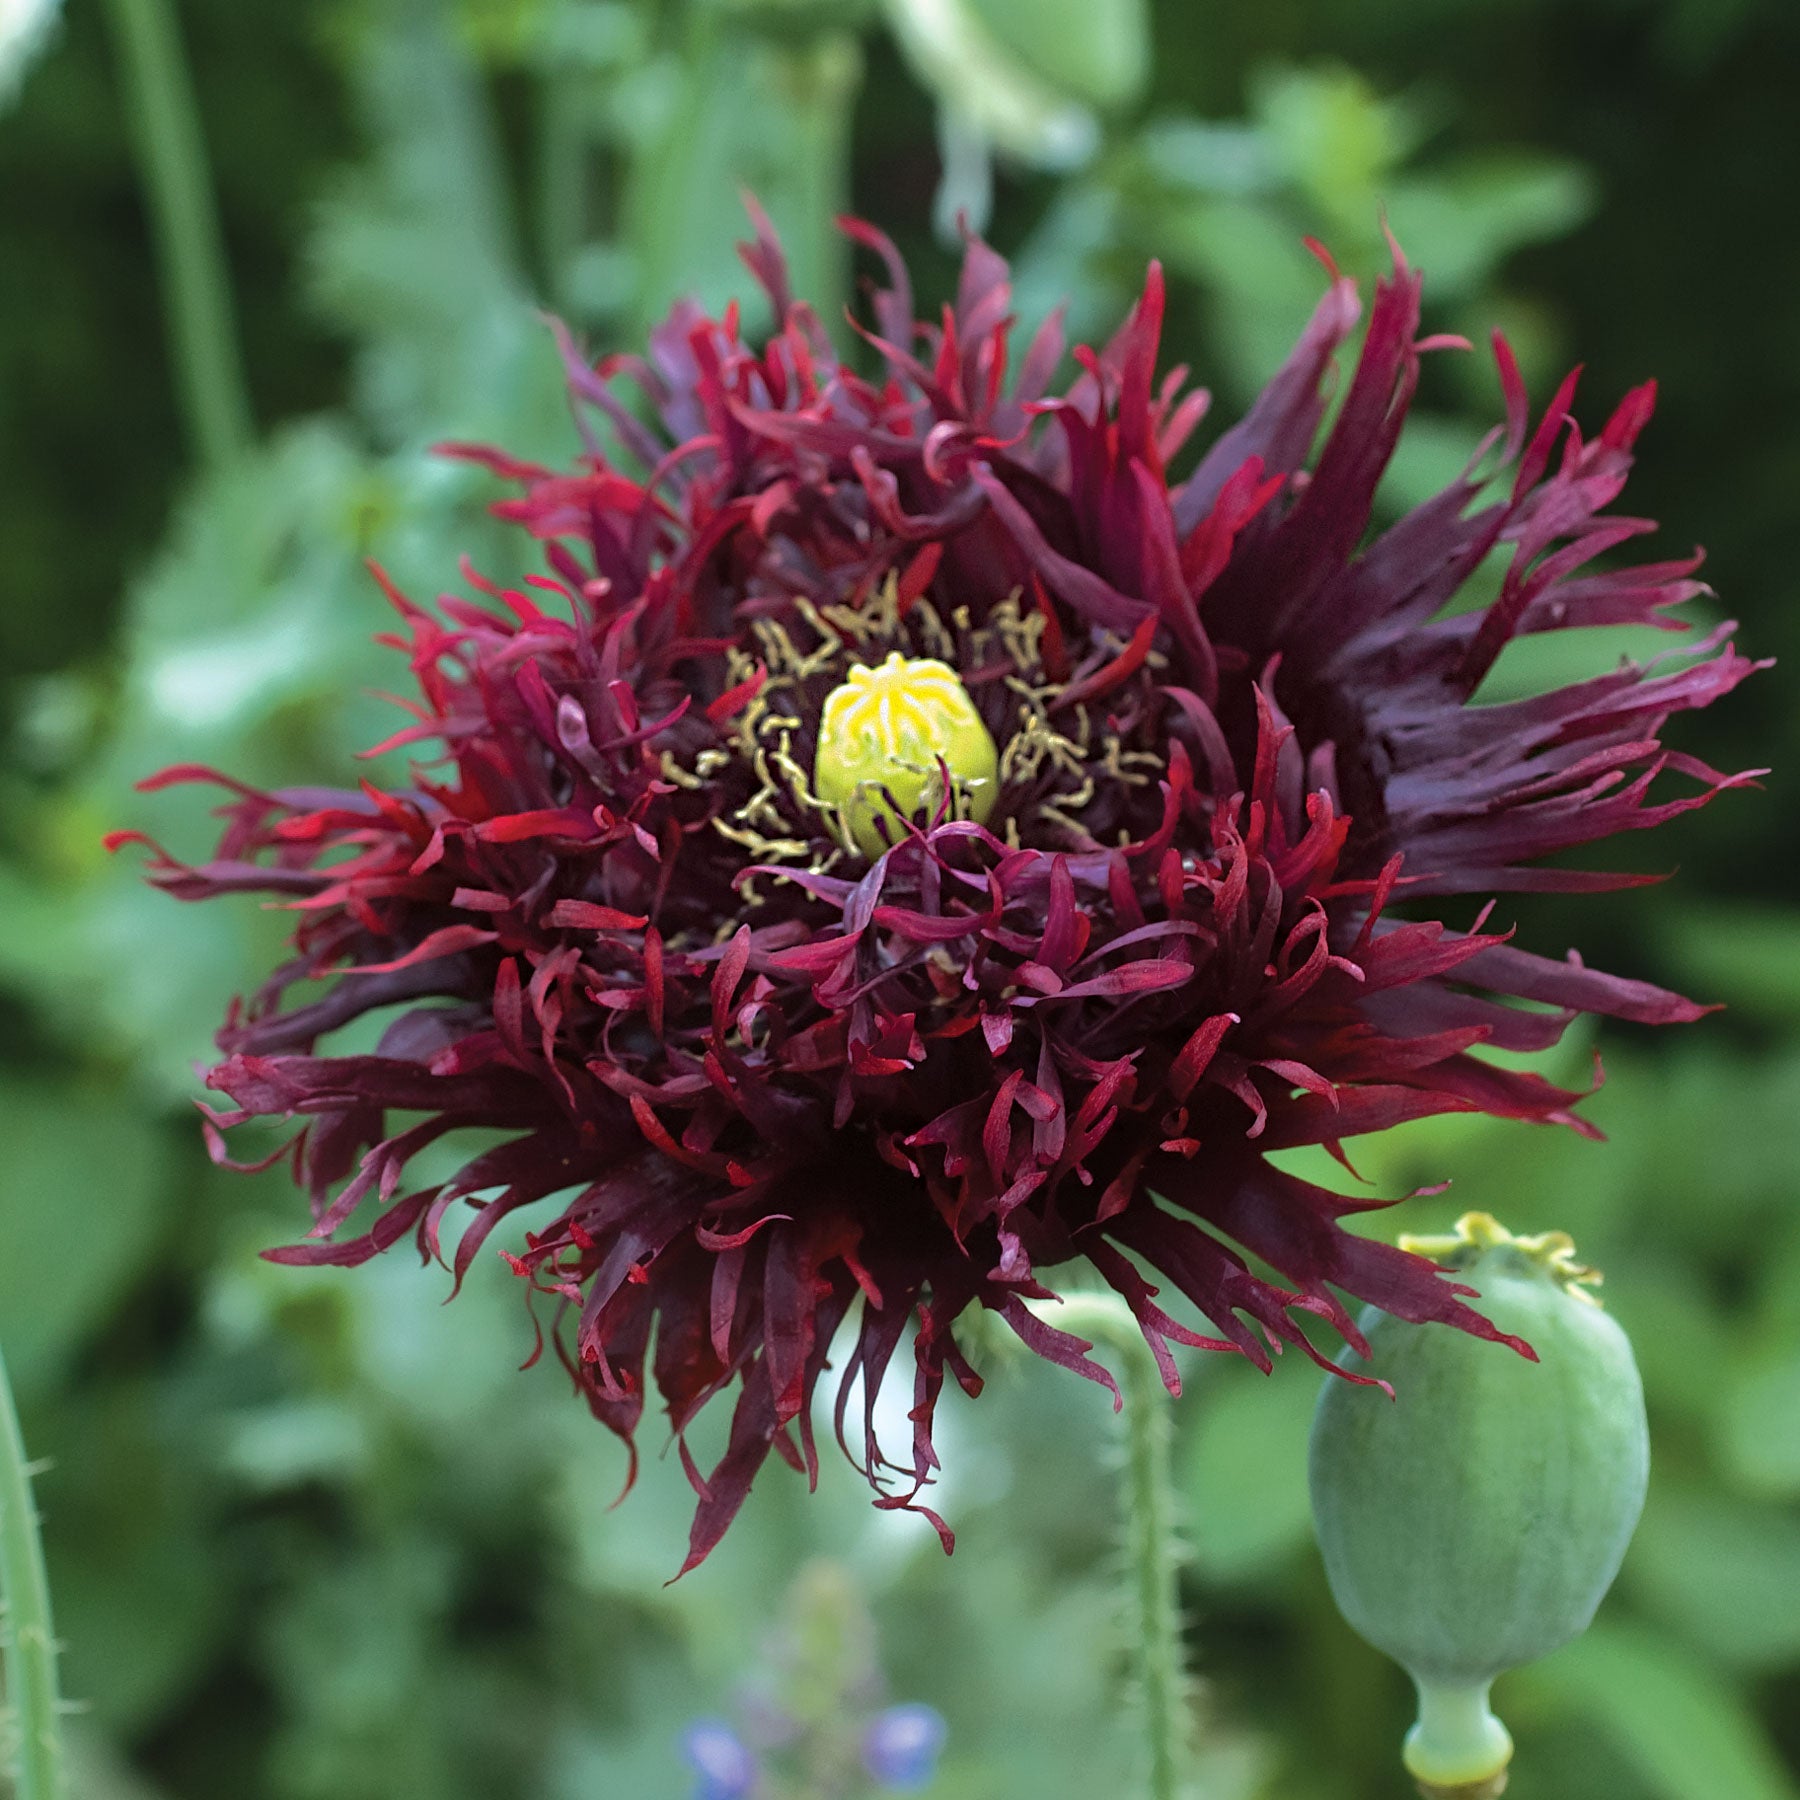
684,576,1169,870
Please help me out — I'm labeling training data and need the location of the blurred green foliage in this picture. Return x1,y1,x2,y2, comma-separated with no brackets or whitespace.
2,0,1797,1794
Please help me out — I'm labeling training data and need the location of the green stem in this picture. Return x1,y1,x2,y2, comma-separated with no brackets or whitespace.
0,1345,65,1800
773,32,864,336
933,103,994,241
1406,1679,1513,1799
105,0,254,470
1041,1294,1191,1800
536,67,586,316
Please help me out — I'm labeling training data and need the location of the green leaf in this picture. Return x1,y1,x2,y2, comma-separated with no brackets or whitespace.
1472,621,1703,705
0,425,410,1096
616,22,862,335
309,0,544,442
882,0,1098,169
1718,1343,1800,1500
40,1386,234,1733
963,0,1149,113
1155,196,1332,401
1656,902,1800,1027
1624,1480,1800,1670
1606,1264,1734,1430
0,1082,170,1397
1180,1360,1318,1582
1374,409,1486,516
1508,1620,1799,1800
1385,154,1597,299
1008,180,1129,350
0,385,578,1098
1136,116,1277,198
64,1724,178,1800
1249,62,1420,234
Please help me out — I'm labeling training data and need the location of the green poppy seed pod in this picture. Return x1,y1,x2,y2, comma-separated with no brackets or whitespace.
1308,1214,1650,1799
814,652,1000,857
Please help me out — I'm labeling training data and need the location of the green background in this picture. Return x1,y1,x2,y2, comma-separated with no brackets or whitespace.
2,0,1797,1795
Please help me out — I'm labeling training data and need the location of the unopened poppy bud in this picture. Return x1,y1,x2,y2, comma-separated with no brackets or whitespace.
1307,1213,1650,1799
814,652,999,856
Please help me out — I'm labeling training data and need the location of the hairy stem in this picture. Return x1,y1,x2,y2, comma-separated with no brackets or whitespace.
105,0,254,470
0,1345,65,1800
1121,1325,1185,1800
1040,1294,1192,1800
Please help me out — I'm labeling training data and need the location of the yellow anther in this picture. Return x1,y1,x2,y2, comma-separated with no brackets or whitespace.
814,652,1000,858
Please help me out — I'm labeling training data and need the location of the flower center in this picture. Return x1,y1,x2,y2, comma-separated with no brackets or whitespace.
814,652,1000,857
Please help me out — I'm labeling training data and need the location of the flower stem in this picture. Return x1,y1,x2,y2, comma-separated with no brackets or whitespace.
1039,1294,1192,1800
772,32,863,336
104,0,254,471
0,1344,66,1800
535,66,586,317
1121,1327,1185,1800
933,104,994,242
1406,1679,1513,1799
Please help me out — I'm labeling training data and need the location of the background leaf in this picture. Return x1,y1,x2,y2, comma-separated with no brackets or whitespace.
1510,1622,1800,1800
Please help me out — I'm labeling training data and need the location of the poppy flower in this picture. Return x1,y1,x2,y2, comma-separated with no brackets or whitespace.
113,212,1758,1570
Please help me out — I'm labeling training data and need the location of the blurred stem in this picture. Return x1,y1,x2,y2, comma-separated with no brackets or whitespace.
1039,1294,1192,1800
105,0,254,471
775,32,863,330
0,1344,66,1800
536,68,586,316
934,104,994,242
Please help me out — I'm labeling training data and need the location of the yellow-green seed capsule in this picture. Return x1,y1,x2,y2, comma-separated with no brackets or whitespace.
814,653,1000,858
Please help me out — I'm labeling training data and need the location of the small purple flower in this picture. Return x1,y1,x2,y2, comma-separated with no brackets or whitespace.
680,1719,758,1800
862,1704,948,1791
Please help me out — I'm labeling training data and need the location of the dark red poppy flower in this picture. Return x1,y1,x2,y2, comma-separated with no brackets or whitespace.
113,214,1759,1569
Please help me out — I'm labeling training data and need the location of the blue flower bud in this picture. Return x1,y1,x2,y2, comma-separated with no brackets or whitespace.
861,1702,947,1791
679,1719,758,1800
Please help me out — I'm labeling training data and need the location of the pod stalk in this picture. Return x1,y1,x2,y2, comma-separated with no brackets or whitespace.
1404,1678,1512,1796
1415,1777,1509,1800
